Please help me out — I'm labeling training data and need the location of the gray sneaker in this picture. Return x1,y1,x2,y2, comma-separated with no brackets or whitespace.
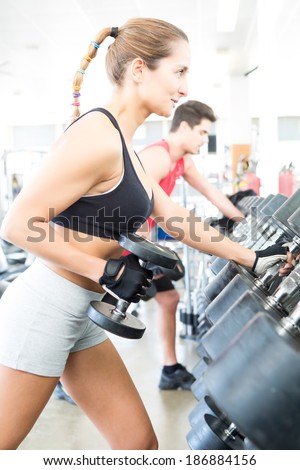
159,365,196,390
54,382,76,405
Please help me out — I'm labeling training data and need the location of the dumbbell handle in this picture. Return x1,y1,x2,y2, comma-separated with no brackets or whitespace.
267,262,300,314
254,261,282,292
102,286,129,318
288,236,300,257
223,423,239,441
102,258,150,318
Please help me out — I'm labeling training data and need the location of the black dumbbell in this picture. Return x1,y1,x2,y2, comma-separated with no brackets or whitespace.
204,260,287,330
187,415,244,451
188,395,229,428
192,356,211,380
200,262,300,362
198,230,300,342
87,232,178,339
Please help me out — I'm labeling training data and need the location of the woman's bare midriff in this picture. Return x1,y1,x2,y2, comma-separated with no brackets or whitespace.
44,225,124,293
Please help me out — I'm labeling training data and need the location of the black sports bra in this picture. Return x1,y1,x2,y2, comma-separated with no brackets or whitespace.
51,108,154,240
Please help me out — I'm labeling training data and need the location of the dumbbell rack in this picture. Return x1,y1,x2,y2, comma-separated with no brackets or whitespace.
186,188,300,450
176,178,213,339
178,245,212,340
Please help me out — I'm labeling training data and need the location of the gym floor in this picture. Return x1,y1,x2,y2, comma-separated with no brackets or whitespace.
18,298,199,451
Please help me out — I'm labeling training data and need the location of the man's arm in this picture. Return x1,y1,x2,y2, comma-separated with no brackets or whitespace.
183,155,245,220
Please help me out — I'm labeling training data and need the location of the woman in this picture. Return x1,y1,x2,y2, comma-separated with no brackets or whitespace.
0,18,292,450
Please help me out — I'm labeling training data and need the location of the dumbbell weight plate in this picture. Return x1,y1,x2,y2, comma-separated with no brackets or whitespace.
203,261,239,303
188,395,229,428
202,289,281,362
204,312,300,450
209,257,228,276
196,314,210,340
118,232,178,268
191,373,210,401
192,356,211,379
273,187,300,231
187,414,244,450
288,207,300,236
244,437,260,450
204,273,250,327
87,300,146,339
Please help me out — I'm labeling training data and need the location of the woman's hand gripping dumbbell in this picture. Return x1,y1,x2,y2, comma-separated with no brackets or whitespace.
252,243,295,277
87,233,178,339
99,253,153,303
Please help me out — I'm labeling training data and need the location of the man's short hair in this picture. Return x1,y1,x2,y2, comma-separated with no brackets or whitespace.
170,100,217,132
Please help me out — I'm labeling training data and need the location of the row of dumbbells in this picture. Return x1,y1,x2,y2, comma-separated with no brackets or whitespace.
186,188,300,450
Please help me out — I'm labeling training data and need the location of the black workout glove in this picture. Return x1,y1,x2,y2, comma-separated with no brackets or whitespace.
99,254,153,303
252,244,289,275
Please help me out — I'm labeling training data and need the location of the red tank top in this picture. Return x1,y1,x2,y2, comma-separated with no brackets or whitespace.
144,140,185,196
143,140,185,230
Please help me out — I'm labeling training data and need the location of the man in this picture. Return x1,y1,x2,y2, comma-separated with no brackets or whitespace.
139,100,244,390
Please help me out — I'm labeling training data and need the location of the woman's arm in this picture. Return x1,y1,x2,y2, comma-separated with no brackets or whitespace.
150,176,293,273
0,113,122,282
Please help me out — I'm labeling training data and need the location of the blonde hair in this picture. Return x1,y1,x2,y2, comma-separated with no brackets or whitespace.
71,18,188,121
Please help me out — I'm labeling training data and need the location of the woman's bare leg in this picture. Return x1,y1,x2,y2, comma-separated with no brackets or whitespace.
0,366,58,449
62,339,158,450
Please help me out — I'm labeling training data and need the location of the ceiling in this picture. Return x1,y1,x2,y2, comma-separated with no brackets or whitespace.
1,0,300,125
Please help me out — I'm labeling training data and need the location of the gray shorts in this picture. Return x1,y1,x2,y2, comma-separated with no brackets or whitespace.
0,260,107,377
